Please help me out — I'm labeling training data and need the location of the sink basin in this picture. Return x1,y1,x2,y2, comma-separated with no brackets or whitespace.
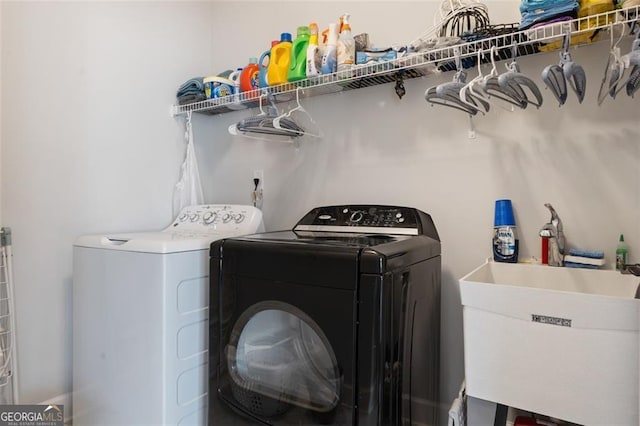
460,261,640,425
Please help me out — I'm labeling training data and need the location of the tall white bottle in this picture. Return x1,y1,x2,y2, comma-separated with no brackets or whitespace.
306,22,321,77
321,23,338,74
337,13,355,72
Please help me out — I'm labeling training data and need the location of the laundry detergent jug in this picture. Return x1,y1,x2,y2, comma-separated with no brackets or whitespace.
267,33,292,86
288,26,310,81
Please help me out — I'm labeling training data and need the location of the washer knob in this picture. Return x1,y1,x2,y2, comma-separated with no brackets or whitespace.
350,211,364,223
189,214,199,222
179,214,188,222
234,214,245,223
203,212,216,224
223,214,232,223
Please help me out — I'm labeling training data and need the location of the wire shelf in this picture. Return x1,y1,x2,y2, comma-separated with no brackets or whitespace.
171,5,640,117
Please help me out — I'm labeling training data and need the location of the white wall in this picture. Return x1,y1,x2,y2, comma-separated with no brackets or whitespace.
1,0,639,424
1,1,215,405
0,2,3,225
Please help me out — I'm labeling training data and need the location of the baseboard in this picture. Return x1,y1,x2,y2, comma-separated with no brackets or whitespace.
39,392,71,424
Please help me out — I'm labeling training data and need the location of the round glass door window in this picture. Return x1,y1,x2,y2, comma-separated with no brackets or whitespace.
226,301,341,416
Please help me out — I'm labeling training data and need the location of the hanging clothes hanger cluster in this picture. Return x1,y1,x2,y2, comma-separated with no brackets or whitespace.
426,44,543,116
228,89,322,142
425,47,490,115
425,17,640,118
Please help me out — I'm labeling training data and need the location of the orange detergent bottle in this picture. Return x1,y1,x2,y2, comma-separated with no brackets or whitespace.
240,57,260,96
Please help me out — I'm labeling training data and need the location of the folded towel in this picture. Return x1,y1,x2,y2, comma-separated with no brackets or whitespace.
519,1,579,29
564,254,606,266
177,77,204,97
177,93,206,105
564,261,600,269
568,248,604,259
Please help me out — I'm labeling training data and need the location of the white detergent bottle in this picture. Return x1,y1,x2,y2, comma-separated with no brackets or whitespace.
306,22,321,77
321,23,338,74
337,13,355,73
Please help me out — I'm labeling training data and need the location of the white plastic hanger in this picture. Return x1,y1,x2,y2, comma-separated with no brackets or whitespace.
459,50,490,114
273,88,323,138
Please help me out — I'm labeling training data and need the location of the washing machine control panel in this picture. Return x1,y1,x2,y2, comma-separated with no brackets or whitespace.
294,205,433,236
166,204,264,235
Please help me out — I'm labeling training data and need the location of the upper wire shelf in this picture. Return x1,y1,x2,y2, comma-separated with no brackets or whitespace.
171,5,640,117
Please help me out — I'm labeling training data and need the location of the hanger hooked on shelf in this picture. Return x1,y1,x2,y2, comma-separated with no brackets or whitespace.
498,43,543,109
559,24,587,104
228,93,306,142
425,46,489,115
273,88,323,138
598,21,627,104
481,45,528,110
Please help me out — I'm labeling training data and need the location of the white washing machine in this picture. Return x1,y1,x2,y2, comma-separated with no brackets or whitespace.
72,204,264,426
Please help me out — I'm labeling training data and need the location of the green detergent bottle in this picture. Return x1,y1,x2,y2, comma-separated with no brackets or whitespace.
288,26,310,82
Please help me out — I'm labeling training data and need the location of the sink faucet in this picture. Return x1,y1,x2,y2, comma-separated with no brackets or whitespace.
539,203,566,267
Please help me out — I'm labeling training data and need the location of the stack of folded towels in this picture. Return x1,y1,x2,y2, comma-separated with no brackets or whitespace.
519,0,580,30
176,77,205,105
563,248,606,269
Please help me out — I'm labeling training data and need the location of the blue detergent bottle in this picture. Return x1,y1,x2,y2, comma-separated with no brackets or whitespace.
258,40,278,88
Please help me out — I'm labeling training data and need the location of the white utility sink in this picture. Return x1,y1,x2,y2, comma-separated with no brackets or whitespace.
460,261,640,425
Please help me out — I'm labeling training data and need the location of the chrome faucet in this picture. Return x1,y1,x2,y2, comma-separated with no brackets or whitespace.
539,203,566,267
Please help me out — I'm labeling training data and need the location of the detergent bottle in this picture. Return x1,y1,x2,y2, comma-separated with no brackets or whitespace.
306,22,321,77
258,40,278,88
321,23,338,74
288,26,310,81
337,13,355,72
267,33,292,86
228,68,243,102
240,57,260,95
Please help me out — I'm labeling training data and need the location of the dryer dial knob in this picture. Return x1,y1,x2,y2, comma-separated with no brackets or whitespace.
179,214,188,222
189,214,199,222
223,214,232,223
234,214,245,223
350,211,364,223
203,212,216,224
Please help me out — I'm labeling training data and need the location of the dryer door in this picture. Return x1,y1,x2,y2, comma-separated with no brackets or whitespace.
226,302,341,416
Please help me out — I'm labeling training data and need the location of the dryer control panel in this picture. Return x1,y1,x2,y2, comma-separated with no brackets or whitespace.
166,204,264,235
294,205,439,240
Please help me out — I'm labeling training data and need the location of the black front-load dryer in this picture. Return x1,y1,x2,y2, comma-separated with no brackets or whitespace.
209,205,441,426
